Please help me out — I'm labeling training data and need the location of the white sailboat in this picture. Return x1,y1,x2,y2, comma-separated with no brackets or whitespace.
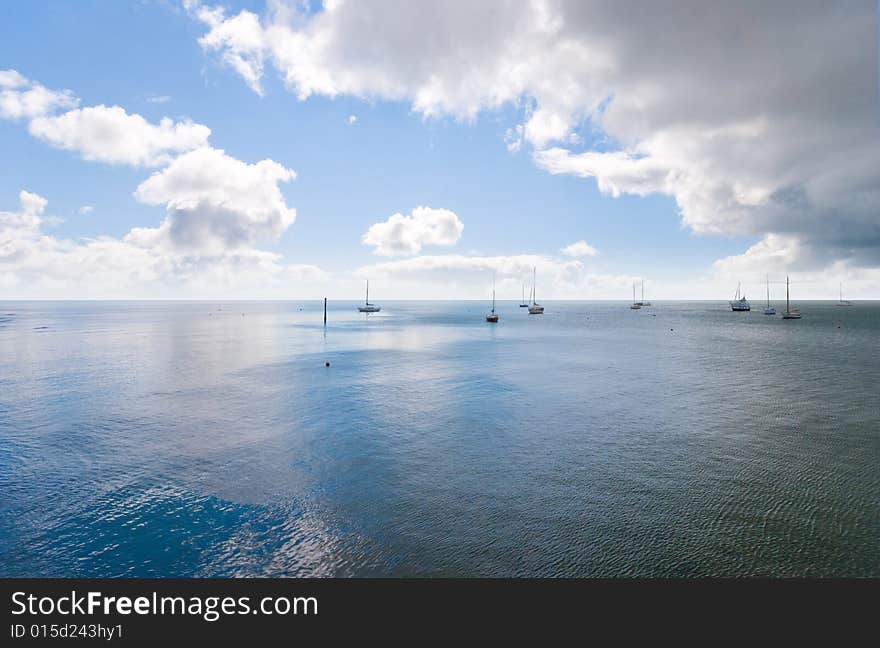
837,282,851,306
357,280,381,313
528,267,544,314
730,283,750,311
782,275,801,319
763,275,776,315
486,275,499,323
519,283,528,307
630,282,641,309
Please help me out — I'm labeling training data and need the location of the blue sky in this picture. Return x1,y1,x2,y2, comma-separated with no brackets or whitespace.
1,1,877,299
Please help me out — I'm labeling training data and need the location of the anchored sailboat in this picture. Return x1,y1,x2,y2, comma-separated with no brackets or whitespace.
528,267,544,314
486,275,499,323
630,282,641,309
641,279,651,307
763,275,776,315
357,280,381,313
837,282,851,306
782,275,801,319
519,283,528,307
730,283,750,311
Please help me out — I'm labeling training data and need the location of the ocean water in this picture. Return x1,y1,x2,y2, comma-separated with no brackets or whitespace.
0,300,878,577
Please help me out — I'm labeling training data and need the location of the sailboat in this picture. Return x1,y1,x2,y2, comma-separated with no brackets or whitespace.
641,279,651,307
630,282,641,309
730,283,750,311
763,275,776,315
837,282,851,306
528,267,544,314
782,275,801,319
357,280,381,313
519,283,528,307
486,276,499,323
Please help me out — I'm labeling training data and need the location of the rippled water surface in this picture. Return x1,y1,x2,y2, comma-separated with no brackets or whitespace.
1,300,878,576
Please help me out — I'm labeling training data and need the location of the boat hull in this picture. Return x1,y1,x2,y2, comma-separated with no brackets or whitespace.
486,314,499,323
528,305,544,314
358,306,381,313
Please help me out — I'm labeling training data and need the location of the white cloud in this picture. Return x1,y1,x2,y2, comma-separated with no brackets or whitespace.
0,70,77,120
146,95,172,104
713,234,806,278
0,71,310,298
29,105,211,167
187,1,880,273
362,206,463,256
347,114,357,125
0,70,28,88
357,252,634,299
77,205,94,215
132,146,297,251
2,71,210,168
1,190,47,245
193,4,266,95
0,190,324,299
561,240,598,258
534,148,672,199
504,124,524,153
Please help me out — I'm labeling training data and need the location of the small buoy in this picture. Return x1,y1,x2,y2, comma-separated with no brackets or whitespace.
325,361,331,367
670,328,674,331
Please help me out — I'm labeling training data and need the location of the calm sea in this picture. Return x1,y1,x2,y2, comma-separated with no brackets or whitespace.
1,300,878,577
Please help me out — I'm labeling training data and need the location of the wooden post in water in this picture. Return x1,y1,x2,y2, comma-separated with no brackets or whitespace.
323,297,327,326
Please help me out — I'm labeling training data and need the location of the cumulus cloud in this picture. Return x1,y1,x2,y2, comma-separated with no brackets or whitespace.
1,72,296,254
561,240,598,257
0,71,309,297
0,190,323,299
0,69,77,120
0,70,27,88
713,234,806,278
0,190,47,247
29,105,211,167
362,206,463,256
131,146,297,251
2,70,211,168
187,1,880,272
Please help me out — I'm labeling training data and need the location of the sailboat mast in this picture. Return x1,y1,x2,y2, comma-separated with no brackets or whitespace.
366,279,369,304
766,274,770,307
492,275,496,313
532,267,536,304
786,275,790,311
641,279,644,303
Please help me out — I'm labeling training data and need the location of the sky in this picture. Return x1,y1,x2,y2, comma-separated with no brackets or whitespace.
1,0,878,300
